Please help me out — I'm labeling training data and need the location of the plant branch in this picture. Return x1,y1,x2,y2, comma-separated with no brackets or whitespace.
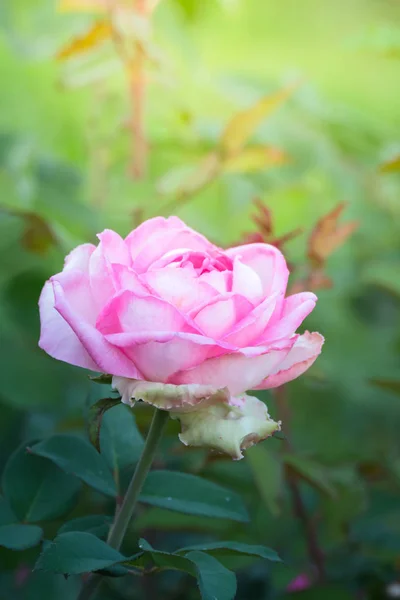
275,385,326,582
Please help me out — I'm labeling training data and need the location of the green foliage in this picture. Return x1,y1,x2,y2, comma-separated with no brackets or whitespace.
0,524,43,550
2,443,81,522
140,470,249,521
31,435,117,497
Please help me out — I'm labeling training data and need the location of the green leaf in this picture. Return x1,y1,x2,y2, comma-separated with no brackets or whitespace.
129,540,237,600
35,531,126,575
59,515,113,539
89,374,113,385
100,403,144,490
88,397,121,453
31,435,116,498
0,495,17,526
284,454,336,498
246,445,283,516
176,541,281,563
140,471,249,522
186,550,237,600
2,442,81,522
0,523,43,550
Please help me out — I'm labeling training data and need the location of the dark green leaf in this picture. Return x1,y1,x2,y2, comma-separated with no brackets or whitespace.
0,495,17,526
59,515,113,539
100,403,144,490
128,538,196,574
186,550,237,600
88,397,121,453
369,378,400,396
284,585,354,599
35,531,126,575
2,442,81,522
284,454,336,497
31,435,116,497
177,541,281,563
0,523,42,550
140,471,249,522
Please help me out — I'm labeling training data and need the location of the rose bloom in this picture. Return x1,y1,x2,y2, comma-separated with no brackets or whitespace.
39,217,323,458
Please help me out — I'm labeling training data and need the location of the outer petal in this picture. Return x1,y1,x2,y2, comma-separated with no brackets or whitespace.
89,230,130,309
226,243,289,297
38,280,100,371
261,292,317,343
96,290,189,336
64,243,96,271
51,277,141,378
106,332,228,382
112,376,229,412
177,394,280,459
224,293,280,347
255,331,324,389
171,340,295,395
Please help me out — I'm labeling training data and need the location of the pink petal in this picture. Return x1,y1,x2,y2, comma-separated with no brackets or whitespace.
64,243,96,271
172,341,295,395
38,280,100,371
132,228,215,273
88,230,130,308
261,292,317,343
125,216,185,261
193,294,253,339
51,278,141,378
227,243,289,297
112,264,149,295
224,293,280,347
96,290,190,336
142,267,218,312
255,331,324,389
232,257,263,304
200,270,232,294
109,332,220,382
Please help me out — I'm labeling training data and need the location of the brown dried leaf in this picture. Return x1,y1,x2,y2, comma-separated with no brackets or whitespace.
308,203,359,267
56,20,112,61
220,83,299,156
21,214,57,255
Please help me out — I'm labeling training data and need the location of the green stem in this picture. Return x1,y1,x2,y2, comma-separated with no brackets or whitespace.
107,407,168,549
77,408,169,600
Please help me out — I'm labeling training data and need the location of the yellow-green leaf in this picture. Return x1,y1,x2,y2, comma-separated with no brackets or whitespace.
222,145,288,173
56,21,112,61
380,154,400,173
220,84,298,155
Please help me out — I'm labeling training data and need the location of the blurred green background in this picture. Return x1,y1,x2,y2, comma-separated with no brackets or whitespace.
1,0,400,598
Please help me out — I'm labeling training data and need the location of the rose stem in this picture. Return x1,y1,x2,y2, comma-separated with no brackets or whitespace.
78,407,169,600
275,385,326,582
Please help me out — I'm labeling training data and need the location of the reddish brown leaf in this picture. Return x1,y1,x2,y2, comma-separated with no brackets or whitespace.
308,203,359,267
22,214,57,255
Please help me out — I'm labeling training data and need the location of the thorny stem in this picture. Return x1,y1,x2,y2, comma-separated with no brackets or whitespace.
77,408,169,600
275,385,326,583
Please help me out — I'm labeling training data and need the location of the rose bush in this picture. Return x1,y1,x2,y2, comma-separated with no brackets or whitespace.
39,216,323,456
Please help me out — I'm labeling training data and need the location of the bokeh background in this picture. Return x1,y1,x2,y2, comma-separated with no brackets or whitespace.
1,0,400,598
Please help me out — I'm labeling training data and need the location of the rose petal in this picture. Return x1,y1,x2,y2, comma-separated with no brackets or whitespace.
172,340,295,395
255,331,324,389
51,277,141,378
199,270,232,294
232,257,263,304
112,376,229,411
224,293,280,347
261,292,317,343
125,216,184,261
96,290,189,336
143,267,218,312
38,280,100,371
64,243,95,271
177,394,280,459
89,230,130,308
193,294,253,339
226,243,289,297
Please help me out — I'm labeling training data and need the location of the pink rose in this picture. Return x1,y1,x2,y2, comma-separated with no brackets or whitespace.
39,216,323,395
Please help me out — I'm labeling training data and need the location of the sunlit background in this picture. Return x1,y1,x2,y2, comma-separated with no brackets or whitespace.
1,0,400,598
